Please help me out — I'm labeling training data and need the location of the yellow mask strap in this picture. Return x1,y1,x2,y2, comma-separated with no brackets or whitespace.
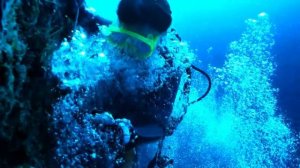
107,26,159,55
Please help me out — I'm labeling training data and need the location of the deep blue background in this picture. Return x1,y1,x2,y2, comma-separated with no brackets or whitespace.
86,0,300,132
168,0,300,133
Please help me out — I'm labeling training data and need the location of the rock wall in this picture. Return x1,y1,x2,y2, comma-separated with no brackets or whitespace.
0,0,79,166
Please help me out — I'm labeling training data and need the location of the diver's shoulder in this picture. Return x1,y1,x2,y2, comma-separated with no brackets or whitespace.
157,29,196,70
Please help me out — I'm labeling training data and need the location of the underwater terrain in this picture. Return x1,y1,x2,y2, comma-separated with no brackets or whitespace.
0,0,300,167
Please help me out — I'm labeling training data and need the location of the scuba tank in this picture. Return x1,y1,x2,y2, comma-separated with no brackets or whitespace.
148,29,212,167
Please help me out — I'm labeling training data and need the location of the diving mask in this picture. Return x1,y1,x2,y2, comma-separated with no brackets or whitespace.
107,26,159,59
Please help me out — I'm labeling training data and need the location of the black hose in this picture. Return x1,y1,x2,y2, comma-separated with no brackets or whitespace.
189,65,212,105
170,65,211,133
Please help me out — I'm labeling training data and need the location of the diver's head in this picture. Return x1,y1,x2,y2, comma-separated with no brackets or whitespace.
107,0,172,59
117,0,172,34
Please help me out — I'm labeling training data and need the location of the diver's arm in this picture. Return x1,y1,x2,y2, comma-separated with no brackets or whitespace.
64,0,112,34
77,5,112,34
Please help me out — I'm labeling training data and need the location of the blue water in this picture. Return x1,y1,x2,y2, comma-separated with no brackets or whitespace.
51,0,300,167
169,0,300,133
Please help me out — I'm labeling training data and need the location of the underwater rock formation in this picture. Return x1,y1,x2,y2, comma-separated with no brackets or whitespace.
0,0,107,166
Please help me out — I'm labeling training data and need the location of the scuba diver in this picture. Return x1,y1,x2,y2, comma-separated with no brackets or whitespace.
92,0,181,166
63,0,211,167
93,0,211,167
